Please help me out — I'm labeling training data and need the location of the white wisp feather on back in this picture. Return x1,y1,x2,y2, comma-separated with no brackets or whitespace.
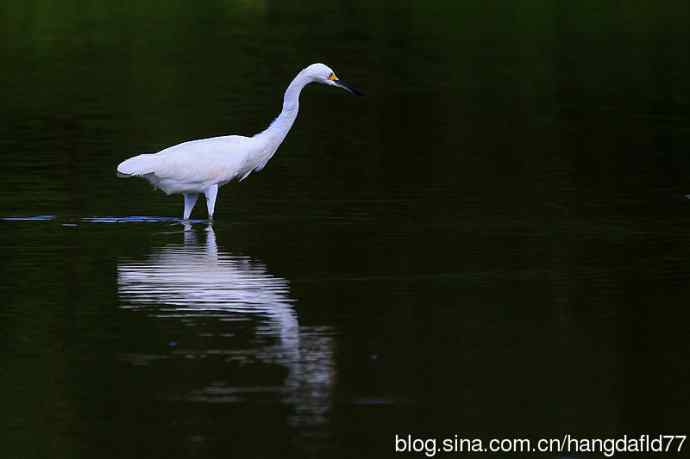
116,153,159,177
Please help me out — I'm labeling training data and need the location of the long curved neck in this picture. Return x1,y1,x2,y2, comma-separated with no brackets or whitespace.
256,70,311,144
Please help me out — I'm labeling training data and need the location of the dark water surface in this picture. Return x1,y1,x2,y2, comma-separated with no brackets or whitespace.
2,1,690,458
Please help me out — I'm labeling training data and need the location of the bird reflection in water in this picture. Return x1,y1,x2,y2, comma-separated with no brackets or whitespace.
117,224,334,428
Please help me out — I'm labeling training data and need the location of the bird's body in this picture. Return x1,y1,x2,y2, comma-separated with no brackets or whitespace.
117,63,360,219
119,135,260,194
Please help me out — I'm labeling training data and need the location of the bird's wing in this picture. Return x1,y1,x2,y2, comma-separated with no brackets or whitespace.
151,135,253,183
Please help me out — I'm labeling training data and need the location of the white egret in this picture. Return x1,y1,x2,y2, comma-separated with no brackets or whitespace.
116,63,361,220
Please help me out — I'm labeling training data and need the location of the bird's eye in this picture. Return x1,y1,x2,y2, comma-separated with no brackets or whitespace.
328,73,338,81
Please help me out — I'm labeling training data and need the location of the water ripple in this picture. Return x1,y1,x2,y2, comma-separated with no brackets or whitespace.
1,215,55,221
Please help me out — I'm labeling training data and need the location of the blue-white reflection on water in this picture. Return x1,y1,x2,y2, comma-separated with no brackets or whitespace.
0,215,56,221
117,225,334,428
1,215,207,224
85,216,207,224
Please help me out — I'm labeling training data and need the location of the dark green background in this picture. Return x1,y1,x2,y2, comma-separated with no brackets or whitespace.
1,1,689,458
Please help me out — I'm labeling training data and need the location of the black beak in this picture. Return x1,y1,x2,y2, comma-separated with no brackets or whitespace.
335,80,363,96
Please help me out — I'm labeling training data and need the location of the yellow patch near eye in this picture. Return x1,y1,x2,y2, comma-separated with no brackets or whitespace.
328,73,338,81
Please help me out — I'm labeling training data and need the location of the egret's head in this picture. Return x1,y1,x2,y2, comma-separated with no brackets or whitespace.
305,63,363,96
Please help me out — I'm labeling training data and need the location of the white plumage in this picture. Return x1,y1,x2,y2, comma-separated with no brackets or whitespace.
116,63,361,220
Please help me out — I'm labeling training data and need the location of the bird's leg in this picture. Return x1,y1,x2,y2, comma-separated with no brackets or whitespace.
204,184,219,220
183,193,199,220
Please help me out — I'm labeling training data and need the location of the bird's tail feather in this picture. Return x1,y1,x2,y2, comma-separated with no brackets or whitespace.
117,154,158,177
